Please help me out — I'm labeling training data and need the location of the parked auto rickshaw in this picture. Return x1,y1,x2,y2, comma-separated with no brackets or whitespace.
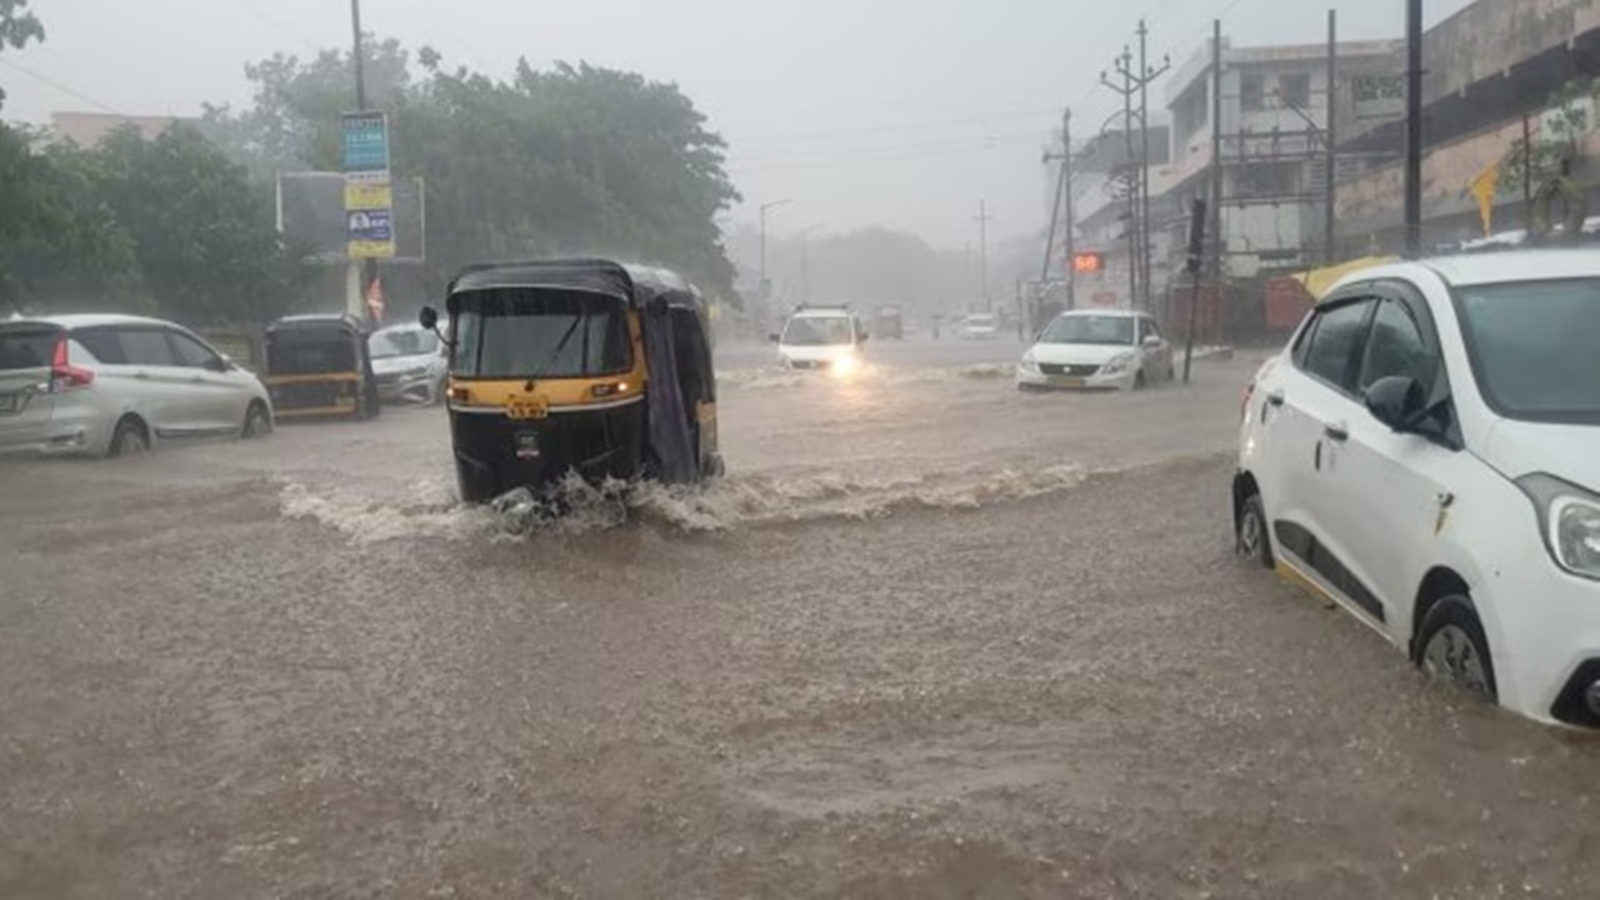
262,314,381,421
419,258,723,504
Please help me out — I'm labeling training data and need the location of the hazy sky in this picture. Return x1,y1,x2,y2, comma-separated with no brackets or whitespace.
3,0,1475,248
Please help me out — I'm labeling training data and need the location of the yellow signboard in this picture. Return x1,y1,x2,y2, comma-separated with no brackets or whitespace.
345,178,395,259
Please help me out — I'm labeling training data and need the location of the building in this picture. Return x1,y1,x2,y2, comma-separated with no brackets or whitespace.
1065,125,1171,311
1334,0,1600,252
1158,35,1404,289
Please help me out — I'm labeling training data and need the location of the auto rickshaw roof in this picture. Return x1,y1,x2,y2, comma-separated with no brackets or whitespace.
446,258,704,314
267,313,368,336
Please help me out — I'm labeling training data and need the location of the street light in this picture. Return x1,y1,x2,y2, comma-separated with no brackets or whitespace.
758,198,793,302
795,224,823,303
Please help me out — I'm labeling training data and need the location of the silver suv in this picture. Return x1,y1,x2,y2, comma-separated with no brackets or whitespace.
0,314,274,458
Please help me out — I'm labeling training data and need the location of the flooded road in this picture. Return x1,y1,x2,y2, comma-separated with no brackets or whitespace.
4,337,1599,898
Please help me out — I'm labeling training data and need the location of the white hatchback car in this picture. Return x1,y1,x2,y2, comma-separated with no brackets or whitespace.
774,306,868,376
1233,250,1600,728
1017,309,1175,391
0,314,273,458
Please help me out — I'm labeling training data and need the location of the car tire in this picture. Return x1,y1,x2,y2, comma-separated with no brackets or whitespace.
1414,596,1498,703
1134,370,1148,390
242,402,272,439
1236,491,1273,568
107,416,150,459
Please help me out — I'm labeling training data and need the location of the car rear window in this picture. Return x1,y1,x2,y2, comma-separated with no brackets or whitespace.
0,326,62,370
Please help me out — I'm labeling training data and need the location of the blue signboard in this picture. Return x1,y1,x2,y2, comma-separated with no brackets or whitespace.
347,209,393,243
341,111,389,176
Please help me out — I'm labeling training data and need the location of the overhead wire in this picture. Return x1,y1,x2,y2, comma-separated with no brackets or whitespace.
0,56,124,115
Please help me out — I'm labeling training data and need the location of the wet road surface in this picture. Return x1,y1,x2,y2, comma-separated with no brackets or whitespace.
3,337,1599,898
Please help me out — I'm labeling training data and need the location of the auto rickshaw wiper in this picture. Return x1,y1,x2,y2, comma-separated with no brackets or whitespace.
524,314,585,391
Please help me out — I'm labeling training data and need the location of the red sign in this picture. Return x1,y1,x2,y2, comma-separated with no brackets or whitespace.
1071,252,1105,274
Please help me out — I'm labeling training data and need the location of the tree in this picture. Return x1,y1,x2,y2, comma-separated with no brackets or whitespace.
205,40,741,301
0,0,44,109
80,126,307,324
1498,76,1599,239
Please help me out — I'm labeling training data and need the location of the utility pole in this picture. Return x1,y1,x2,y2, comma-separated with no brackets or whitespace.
1040,108,1076,311
974,200,993,311
1210,20,1224,284
1325,9,1339,264
1404,0,1424,256
1102,51,1142,310
1136,20,1172,314
758,198,792,305
796,224,821,303
350,0,378,324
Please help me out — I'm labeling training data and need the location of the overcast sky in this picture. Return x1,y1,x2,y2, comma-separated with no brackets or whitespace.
3,0,1475,248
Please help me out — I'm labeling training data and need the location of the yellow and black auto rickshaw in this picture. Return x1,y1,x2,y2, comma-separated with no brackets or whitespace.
419,259,723,504
263,314,381,421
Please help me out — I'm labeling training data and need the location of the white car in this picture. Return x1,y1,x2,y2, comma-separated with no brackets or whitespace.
1233,249,1600,728
773,307,867,376
1016,309,1175,391
0,314,273,458
370,322,448,404
958,313,999,340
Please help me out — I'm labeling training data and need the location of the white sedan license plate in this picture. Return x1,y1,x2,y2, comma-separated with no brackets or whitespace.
1048,376,1085,388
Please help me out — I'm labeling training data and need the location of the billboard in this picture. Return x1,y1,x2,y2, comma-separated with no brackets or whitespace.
1352,73,1406,121
278,172,425,264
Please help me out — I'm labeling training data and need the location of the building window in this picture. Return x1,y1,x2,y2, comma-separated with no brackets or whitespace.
1237,162,1301,198
1280,73,1312,110
1241,74,1265,111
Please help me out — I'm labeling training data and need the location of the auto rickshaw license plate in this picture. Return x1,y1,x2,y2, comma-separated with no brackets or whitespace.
514,431,541,459
507,397,550,420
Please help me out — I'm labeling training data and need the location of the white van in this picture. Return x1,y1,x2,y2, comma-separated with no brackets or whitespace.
773,306,867,375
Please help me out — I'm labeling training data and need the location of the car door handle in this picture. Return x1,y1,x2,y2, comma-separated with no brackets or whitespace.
1266,390,1285,407
1324,421,1350,442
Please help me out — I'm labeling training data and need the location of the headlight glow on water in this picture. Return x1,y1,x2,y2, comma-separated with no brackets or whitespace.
830,353,862,380
1519,473,1600,580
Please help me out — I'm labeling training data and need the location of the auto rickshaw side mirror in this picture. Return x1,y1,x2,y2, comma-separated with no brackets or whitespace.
768,333,780,343
419,305,440,332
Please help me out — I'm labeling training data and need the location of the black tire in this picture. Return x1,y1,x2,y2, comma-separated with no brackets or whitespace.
1414,596,1498,703
1236,491,1273,568
242,402,272,439
107,416,149,459
1134,370,1148,391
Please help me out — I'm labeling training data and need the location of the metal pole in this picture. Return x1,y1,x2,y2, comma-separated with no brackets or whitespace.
350,0,378,324
1404,0,1424,256
1137,21,1159,316
1523,113,1534,217
1325,9,1338,264
759,205,768,301
1063,109,1077,311
977,199,991,311
1120,50,1139,310
1210,21,1225,283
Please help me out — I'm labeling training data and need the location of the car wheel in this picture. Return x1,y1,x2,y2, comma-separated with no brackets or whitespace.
1236,491,1273,568
242,401,272,439
1415,596,1498,702
108,416,150,459
1134,369,1148,390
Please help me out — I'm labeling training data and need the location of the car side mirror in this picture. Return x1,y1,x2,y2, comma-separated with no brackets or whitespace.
419,305,440,332
768,333,780,343
1365,375,1427,431
1142,334,1162,348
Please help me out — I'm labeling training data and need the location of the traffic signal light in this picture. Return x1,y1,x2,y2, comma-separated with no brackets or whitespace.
1070,252,1105,274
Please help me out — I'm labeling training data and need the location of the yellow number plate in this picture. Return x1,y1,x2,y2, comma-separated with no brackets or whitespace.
506,397,550,420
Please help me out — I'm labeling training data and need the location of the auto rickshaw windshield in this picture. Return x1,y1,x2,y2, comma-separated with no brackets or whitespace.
451,287,633,379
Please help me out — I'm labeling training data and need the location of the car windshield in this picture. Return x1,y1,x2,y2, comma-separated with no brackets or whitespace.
782,316,853,346
1039,315,1135,346
1453,278,1600,424
369,329,439,360
452,287,632,379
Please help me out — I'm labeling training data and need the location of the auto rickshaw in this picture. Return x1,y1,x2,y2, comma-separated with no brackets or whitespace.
263,314,381,421
419,258,723,504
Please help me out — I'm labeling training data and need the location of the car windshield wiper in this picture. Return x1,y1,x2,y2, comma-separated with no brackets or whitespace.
525,314,587,388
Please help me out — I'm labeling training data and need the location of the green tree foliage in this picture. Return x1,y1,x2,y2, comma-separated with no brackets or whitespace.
0,0,45,108
205,40,741,300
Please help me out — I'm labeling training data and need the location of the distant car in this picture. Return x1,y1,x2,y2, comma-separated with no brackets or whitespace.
958,313,999,340
773,306,868,377
369,322,449,405
0,314,273,458
1016,309,1174,391
1233,250,1600,729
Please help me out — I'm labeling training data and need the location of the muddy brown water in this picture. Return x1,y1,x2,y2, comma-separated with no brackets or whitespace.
3,339,1598,898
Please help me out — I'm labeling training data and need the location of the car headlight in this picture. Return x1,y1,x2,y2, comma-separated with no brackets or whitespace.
1018,352,1040,374
1519,473,1600,580
1101,352,1137,375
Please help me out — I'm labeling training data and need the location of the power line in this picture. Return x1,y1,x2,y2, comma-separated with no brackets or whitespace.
734,106,1063,146
232,0,323,54
0,56,124,115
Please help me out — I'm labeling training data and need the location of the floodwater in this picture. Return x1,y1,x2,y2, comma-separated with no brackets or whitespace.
3,336,1600,898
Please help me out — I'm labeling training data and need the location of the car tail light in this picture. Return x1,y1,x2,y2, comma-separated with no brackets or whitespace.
50,336,94,392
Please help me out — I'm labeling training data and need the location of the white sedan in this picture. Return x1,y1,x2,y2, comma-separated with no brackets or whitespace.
1233,249,1600,728
1016,309,1175,391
